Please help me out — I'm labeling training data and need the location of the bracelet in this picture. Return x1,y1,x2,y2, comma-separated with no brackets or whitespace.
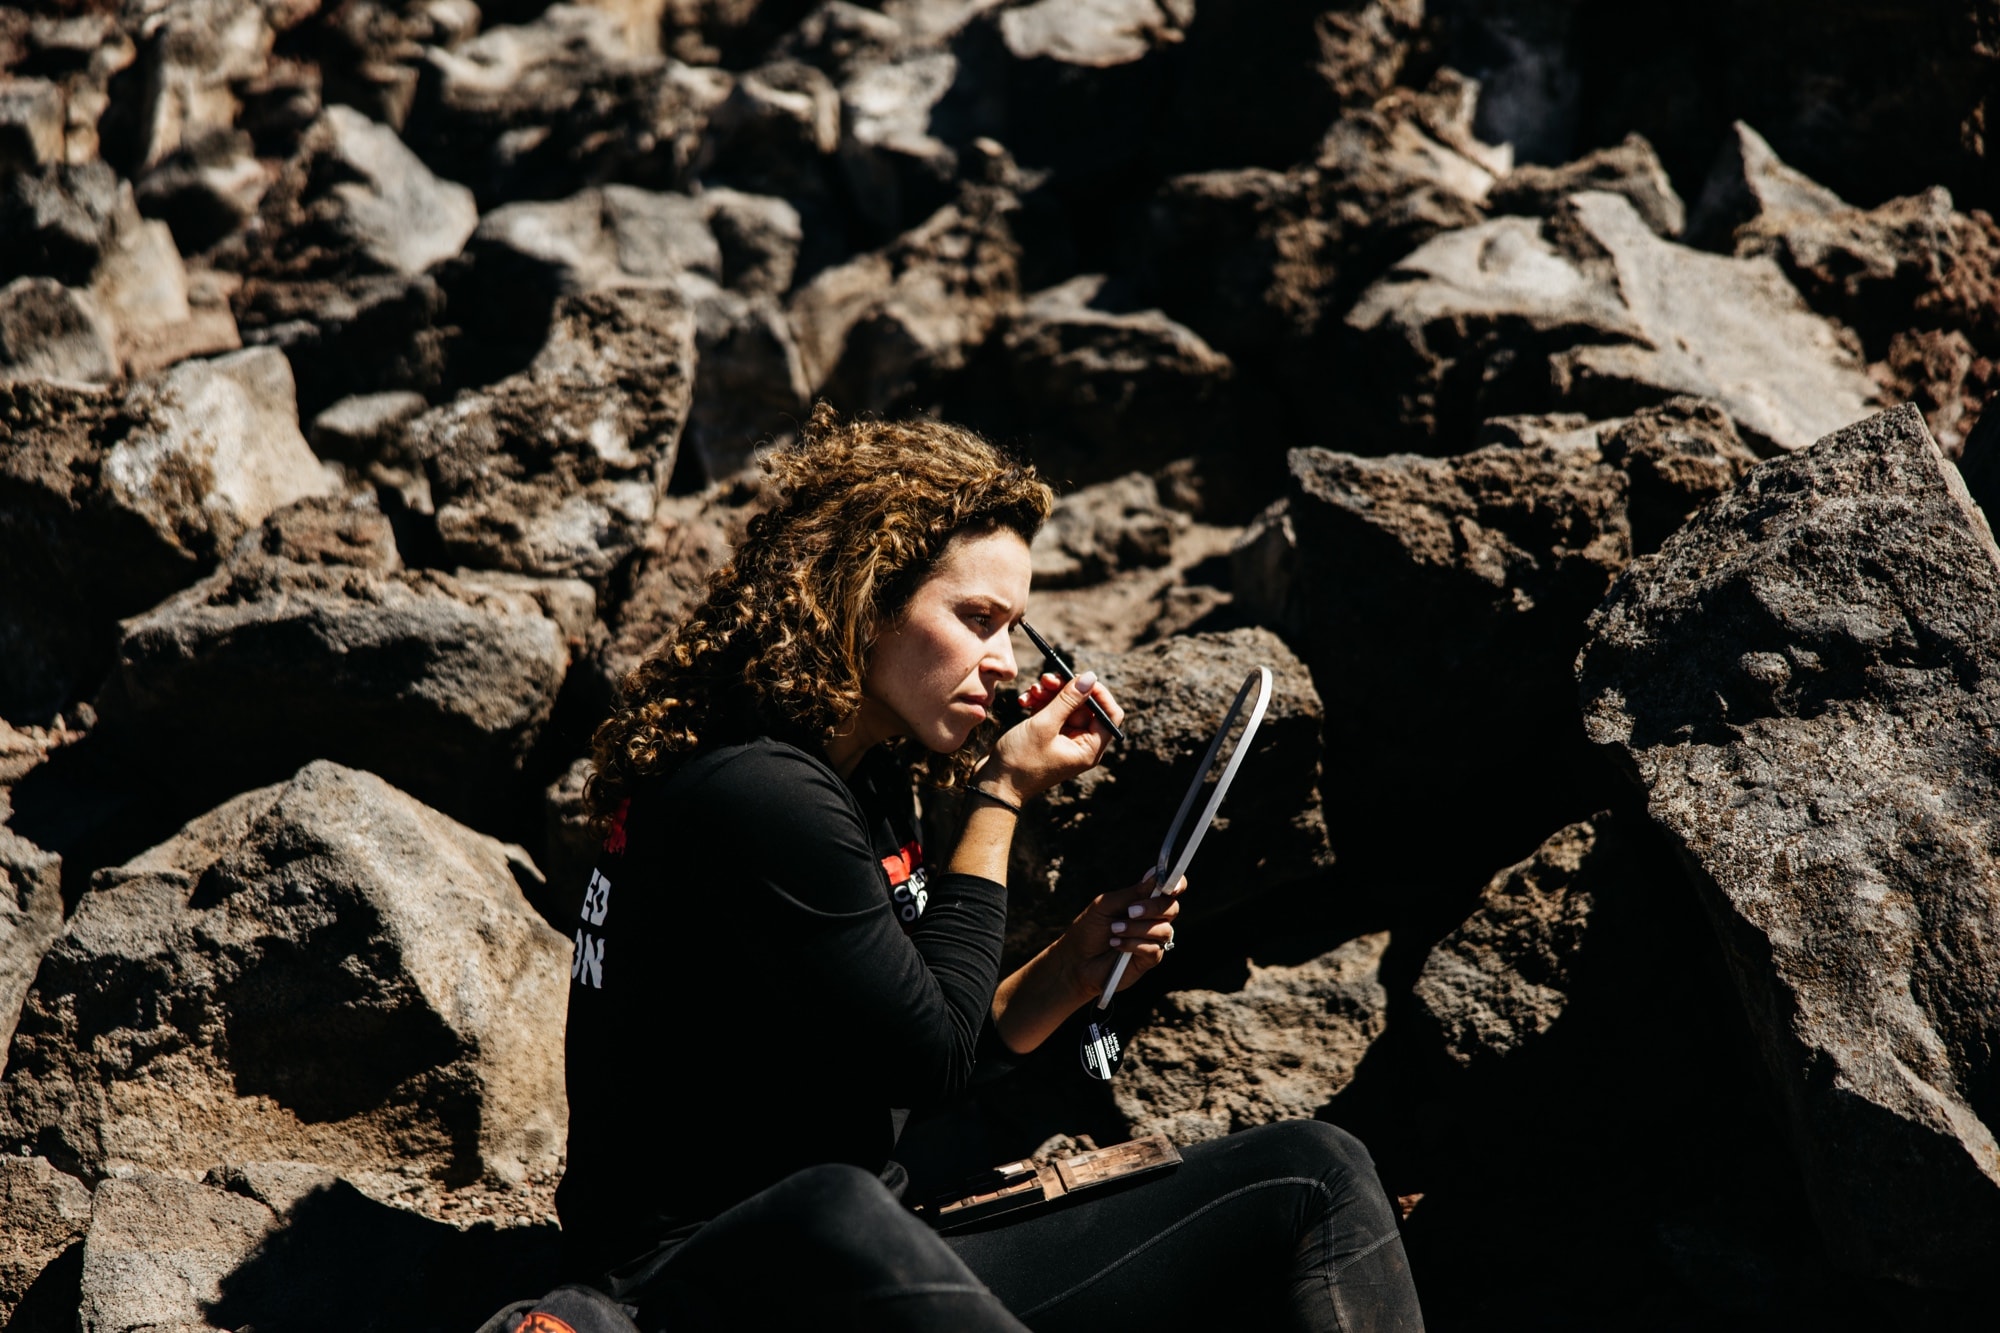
970,785,1023,815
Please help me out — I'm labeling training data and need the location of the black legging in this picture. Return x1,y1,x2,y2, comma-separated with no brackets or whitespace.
609,1121,1423,1331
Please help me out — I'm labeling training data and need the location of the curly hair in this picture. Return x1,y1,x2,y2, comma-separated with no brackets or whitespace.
587,404,1054,823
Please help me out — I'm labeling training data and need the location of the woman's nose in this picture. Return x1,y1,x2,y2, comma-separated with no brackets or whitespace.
987,631,1017,680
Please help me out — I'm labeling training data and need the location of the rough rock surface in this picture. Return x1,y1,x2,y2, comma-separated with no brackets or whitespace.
1029,471,1185,590
411,286,697,583
0,761,570,1195
0,1155,93,1330
1346,190,1880,453
0,276,118,383
0,827,62,1079
1118,931,1389,1144
1486,132,1686,238
76,1173,277,1333
996,628,1332,966
1686,120,1849,248
1579,404,2000,1314
92,496,575,824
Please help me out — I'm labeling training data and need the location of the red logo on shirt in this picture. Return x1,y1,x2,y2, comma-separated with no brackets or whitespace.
603,799,630,855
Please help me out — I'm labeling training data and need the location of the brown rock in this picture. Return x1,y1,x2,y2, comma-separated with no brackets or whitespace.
1488,132,1686,238
0,1156,92,1329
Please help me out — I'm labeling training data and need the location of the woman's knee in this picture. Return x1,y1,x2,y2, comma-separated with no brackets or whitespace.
1233,1118,1381,1184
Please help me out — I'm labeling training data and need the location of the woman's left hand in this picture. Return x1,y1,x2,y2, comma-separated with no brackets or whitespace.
1054,872,1185,1000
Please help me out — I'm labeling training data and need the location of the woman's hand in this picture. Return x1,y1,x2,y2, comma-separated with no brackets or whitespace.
977,670,1124,803
990,872,1184,1054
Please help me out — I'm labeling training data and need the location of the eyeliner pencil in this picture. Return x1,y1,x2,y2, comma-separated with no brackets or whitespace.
1019,620,1127,744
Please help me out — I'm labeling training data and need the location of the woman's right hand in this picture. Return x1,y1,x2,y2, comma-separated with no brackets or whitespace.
977,671,1124,803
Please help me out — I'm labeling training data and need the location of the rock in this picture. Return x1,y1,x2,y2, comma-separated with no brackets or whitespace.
658,0,827,67
308,389,430,465
1117,931,1389,1144
591,483,760,698
0,827,63,1080
689,60,843,260
109,347,339,559
411,286,697,583
1029,471,1184,589
1685,120,1849,248
463,185,723,304
996,628,1332,966
76,1173,276,1333
1346,190,1880,453
1577,403,2000,1315
0,1156,92,1329
133,129,271,256
0,77,66,168
681,284,811,484
833,43,958,240
129,0,278,172
0,276,118,385
1487,132,1686,237
1268,404,1756,901
90,214,242,378
0,760,570,1193
11,14,136,170
981,275,1234,480
232,270,451,422
789,183,1020,411
1,161,127,287
316,105,478,276
1735,186,2000,361
93,495,574,823
1413,817,1608,1068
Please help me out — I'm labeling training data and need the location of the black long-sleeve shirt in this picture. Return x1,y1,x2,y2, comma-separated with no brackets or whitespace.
555,736,1009,1277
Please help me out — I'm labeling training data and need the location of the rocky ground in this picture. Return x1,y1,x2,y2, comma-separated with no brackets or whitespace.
3,1,1999,1329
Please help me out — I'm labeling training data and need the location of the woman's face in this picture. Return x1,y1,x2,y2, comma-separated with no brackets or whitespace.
860,527,1032,755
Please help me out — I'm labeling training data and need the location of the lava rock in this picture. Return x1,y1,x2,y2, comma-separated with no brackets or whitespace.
0,828,62,1083
1578,403,2000,1318
1346,190,1880,453
1117,931,1389,1143
0,760,570,1192
1,161,128,288
0,1156,92,1330
0,276,118,384
996,627,1332,966
411,286,697,583
1487,131,1686,238
1685,120,1849,248
76,1173,277,1333
1029,470,1185,590
92,495,576,824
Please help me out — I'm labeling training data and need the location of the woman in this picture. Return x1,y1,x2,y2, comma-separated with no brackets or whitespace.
560,407,1423,1331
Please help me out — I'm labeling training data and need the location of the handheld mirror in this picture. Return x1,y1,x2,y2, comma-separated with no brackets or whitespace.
1079,665,1273,1081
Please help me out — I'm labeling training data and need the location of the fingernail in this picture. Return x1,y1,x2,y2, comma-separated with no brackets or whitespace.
1127,904,1146,918
1074,670,1097,692
1110,920,1125,934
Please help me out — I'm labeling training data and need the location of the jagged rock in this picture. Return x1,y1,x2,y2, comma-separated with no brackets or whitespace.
133,128,271,256
1685,120,1849,248
0,76,65,168
128,0,278,173
76,1173,276,1333
0,161,127,287
232,270,450,421
0,760,570,1193
92,495,576,822
1029,471,1184,589
997,628,1332,965
90,212,242,377
310,0,473,132
658,0,828,67
591,483,760,698
1488,132,1685,237
1414,817,1608,1068
464,185,723,302
681,285,810,483
789,183,1020,411
1578,404,2000,1317
1346,190,1879,453
317,105,477,275
699,187,803,297
1735,186,2000,360
0,1156,92,1329
0,276,119,384
1117,931,1389,1143
12,13,136,170
1882,328,2000,458
982,275,1234,479
411,286,697,582
1264,401,1755,898
0,828,62,1081
308,389,430,466
833,43,958,239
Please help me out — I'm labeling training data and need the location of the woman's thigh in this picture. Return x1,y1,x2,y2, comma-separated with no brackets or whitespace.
943,1120,1419,1333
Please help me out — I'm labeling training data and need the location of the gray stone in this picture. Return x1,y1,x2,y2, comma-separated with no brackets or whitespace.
1029,471,1184,589
130,0,276,171
309,390,431,465
1686,120,1848,249
0,1156,93,1328
108,347,339,562
1578,403,2000,1312
89,214,242,377
1346,190,1880,453
995,628,1332,966
77,1173,275,1333
94,496,573,822
697,187,802,297
318,105,478,275
0,276,118,384
1488,132,1686,237
0,77,65,168
1117,932,1389,1144
999,0,1191,67
1,161,126,287
412,286,697,582
0,827,62,1081
132,129,270,256
467,186,723,296
681,283,810,484
0,760,569,1192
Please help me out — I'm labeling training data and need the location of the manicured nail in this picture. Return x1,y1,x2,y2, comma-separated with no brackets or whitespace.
1074,670,1097,692
1127,904,1146,918
1110,920,1126,934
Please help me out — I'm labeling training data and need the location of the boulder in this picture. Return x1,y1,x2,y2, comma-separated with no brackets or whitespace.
411,287,697,583
789,183,1020,412
127,0,277,172
0,277,118,384
995,628,1332,966
1345,190,1880,453
1117,932,1389,1144
0,760,570,1193
0,77,66,169
1487,132,1686,238
232,270,451,422
1,161,128,287
76,1173,277,1333
832,43,959,239
1685,120,1849,248
307,389,430,466
309,105,478,276
9,14,136,170
93,495,575,824
1029,471,1184,590
1878,328,1998,459
0,1156,92,1329
1262,400,1756,902
681,285,810,483
132,128,272,256
1578,403,2000,1316
0,827,62,1080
